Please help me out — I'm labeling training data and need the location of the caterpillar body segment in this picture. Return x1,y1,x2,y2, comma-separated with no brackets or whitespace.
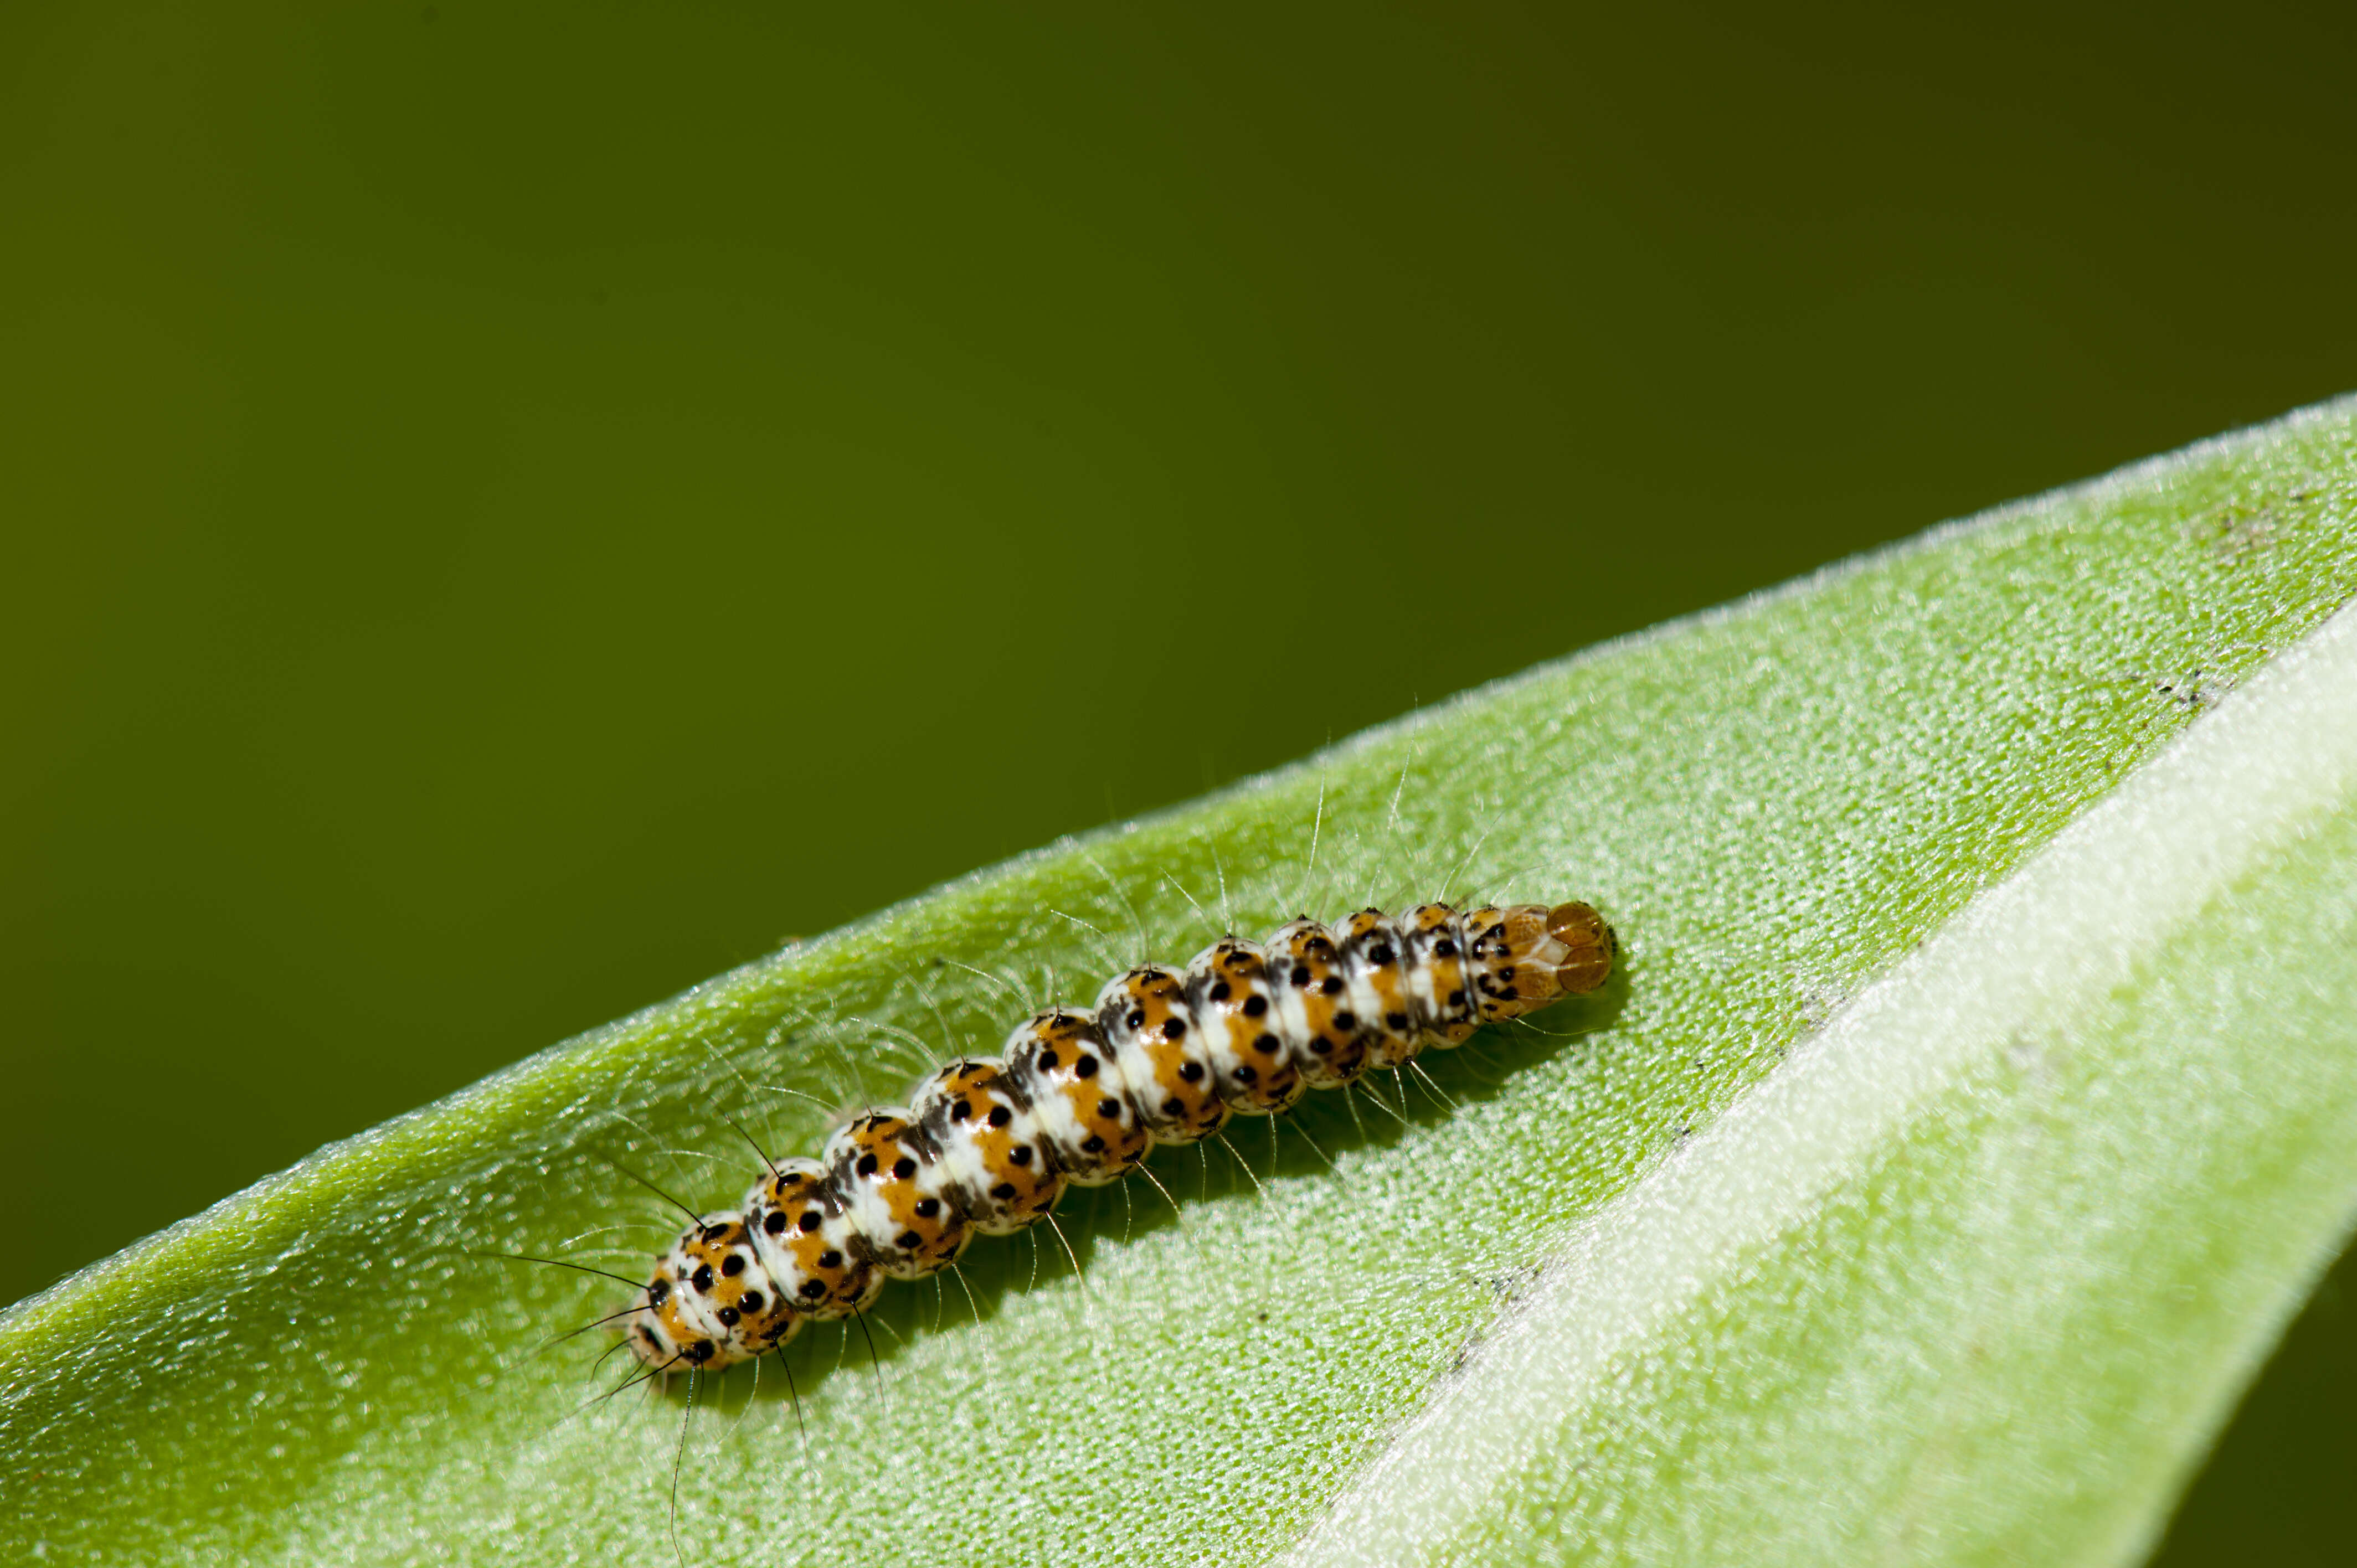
821,1112,971,1279
1264,919,1374,1089
625,901,1614,1371
1003,1009,1152,1187
1093,963,1228,1144
910,1059,1068,1236
1334,908,1422,1071
1399,902,1481,1049
1183,937,1303,1115
739,1156,879,1320
634,1213,805,1370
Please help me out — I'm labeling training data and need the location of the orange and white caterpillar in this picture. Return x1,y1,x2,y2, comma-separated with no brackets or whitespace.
624,900,1615,1373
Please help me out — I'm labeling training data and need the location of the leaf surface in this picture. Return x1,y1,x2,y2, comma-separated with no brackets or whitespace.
6,402,2357,1566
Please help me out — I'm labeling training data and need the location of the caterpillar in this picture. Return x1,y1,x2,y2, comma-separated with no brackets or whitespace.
622,899,1615,1374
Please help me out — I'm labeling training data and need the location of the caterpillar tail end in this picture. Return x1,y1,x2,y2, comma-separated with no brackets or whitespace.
1546,901,1617,996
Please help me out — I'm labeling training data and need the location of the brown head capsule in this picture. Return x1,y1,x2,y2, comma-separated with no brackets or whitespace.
1465,901,1619,1021
1547,901,1618,995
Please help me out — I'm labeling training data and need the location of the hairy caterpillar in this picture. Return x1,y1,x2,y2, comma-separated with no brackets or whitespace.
615,900,1615,1376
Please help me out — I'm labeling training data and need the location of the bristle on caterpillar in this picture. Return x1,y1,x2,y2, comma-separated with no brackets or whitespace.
624,901,1615,1370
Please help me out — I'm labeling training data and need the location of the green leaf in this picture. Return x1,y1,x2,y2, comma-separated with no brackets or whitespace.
6,401,2356,1566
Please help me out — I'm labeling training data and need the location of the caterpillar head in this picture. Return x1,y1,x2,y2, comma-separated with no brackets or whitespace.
1542,901,1618,994
1463,901,1618,1020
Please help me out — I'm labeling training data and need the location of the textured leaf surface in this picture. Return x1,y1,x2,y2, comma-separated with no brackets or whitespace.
1295,572,2357,1567
4,402,2356,1566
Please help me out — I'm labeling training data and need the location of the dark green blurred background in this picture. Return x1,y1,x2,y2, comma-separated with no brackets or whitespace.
4,3,2354,1554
